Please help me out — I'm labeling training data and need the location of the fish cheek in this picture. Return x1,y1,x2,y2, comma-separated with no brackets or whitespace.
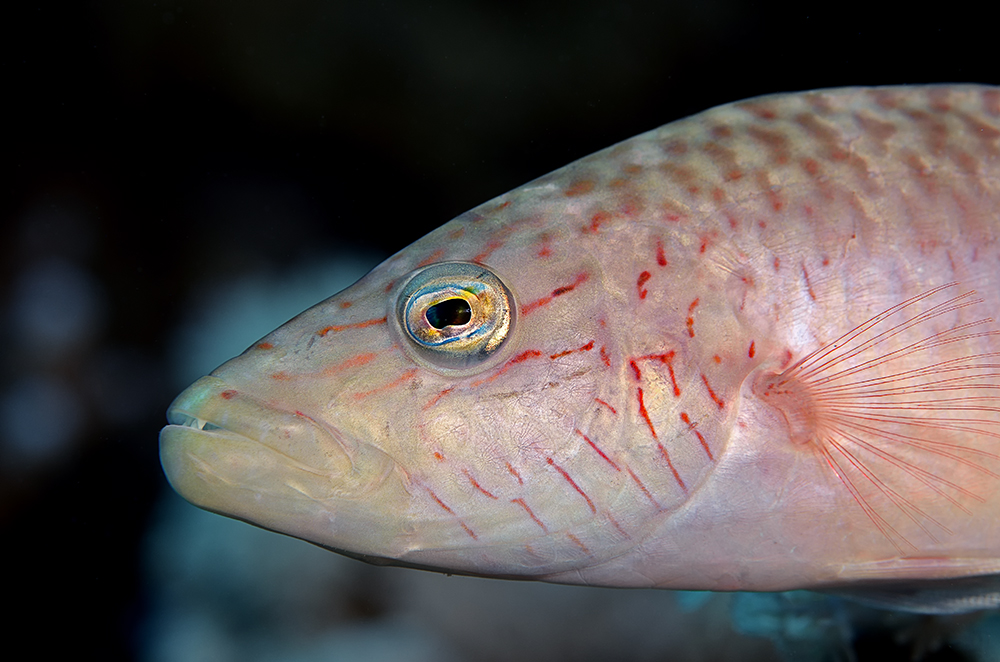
422,408,473,456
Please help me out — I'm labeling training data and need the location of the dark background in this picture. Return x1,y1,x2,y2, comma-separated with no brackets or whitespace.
3,1,997,660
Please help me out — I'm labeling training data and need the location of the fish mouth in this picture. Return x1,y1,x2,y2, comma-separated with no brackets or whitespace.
159,376,413,555
161,375,357,484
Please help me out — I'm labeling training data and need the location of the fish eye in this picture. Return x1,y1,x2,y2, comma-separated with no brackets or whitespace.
393,262,516,371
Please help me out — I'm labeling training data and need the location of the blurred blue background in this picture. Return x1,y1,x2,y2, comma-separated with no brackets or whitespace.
4,1,999,660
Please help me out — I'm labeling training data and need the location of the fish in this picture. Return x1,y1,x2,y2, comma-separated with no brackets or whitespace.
160,85,1000,613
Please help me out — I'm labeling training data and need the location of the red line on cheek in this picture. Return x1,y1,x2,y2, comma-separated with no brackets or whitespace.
220,390,237,400
566,533,590,554
466,472,499,499
575,429,620,471
506,463,523,484
626,466,660,509
630,360,642,380
511,350,543,364
318,352,378,377
606,513,631,540
424,387,454,410
317,316,387,336
352,368,418,400
701,373,725,408
681,412,714,460
521,273,589,315
547,458,596,513
594,398,617,414
657,443,688,493
694,429,712,460
637,388,657,440
511,498,547,531
749,340,756,358
427,489,478,540
471,350,544,386
427,489,454,515
600,346,611,367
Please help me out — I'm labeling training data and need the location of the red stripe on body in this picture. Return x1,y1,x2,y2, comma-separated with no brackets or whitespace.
656,241,667,266
701,373,725,409
567,533,590,554
626,466,660,509
637,271,651,299
511,498,547,531
575,429,620,471
466,472,499,499
594,398,617,414
657,442,688,493
637,388,657,439
547,458,596,513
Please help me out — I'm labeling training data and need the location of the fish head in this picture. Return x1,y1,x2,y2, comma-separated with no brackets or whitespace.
159,200,653,580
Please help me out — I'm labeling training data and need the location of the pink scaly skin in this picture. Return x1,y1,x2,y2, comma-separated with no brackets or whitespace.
161,86,1000,610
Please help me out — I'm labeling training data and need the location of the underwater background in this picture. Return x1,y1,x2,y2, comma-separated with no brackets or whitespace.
4,1,999,660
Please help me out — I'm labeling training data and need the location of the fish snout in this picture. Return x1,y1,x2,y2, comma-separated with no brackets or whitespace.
159,376,412,555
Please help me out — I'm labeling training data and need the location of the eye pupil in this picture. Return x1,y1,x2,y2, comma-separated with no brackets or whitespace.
426,298,472,329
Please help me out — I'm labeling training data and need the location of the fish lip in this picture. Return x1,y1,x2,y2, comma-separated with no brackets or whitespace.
161,375,356,476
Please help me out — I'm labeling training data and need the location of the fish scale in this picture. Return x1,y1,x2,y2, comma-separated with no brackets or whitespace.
161,85,1000,612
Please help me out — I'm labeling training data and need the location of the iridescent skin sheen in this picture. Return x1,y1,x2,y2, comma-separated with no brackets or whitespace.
161,86,1000,612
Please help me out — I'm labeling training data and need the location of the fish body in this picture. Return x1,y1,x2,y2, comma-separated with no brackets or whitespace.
161,86,1000,611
